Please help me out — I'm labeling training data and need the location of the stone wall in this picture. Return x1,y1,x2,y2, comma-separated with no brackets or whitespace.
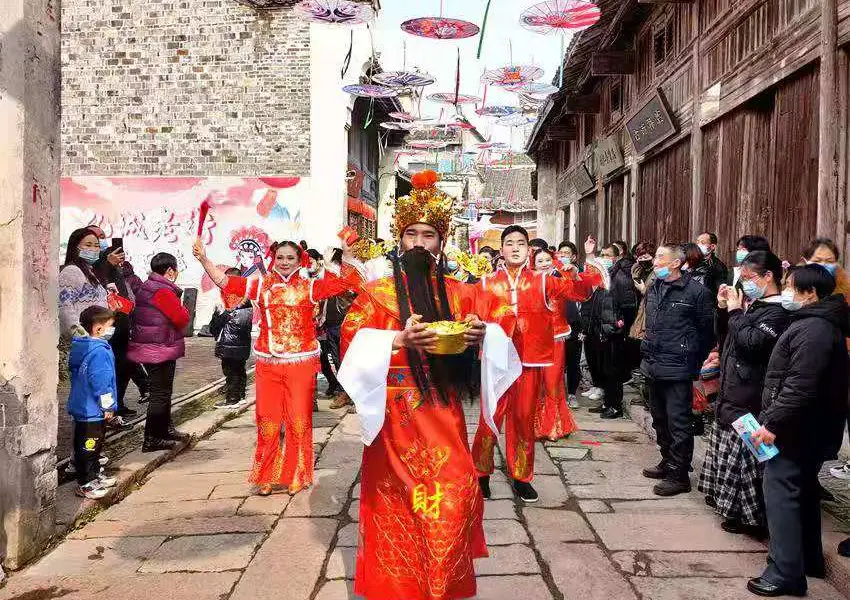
1,0,61,569
61,0,311,176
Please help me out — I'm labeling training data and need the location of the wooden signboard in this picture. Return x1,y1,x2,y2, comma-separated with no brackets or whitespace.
625,90,677,155
565,163,595,195
595,134,624,177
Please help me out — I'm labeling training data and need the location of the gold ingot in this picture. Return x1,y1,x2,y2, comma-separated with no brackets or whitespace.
424,320,470,355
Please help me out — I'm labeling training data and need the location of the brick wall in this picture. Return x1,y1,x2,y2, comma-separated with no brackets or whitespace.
61,0,310,176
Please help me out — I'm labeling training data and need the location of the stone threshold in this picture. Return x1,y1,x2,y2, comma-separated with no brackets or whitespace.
622,390,850,599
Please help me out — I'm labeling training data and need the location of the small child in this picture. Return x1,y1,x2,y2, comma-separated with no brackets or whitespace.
67,305,119,499
210,268,254,409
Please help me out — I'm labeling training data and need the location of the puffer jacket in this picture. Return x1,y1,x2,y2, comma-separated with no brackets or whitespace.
209,302,253,361
67,336,118,422
760,294,850,460
127,273,190,364
715,296,790,426
640,273,716,381
610,256,638,330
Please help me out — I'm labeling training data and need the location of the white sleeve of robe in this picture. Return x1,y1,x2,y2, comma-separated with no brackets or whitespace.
337,324,521,446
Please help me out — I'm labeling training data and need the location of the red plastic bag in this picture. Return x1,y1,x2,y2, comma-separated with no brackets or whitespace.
107,291,134,315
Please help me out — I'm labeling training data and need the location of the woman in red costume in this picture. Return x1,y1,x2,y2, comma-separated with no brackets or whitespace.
193,238,362,496
337,170,519,600
531,248,578,441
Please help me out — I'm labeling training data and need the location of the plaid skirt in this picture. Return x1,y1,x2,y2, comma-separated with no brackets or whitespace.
698,421,764,526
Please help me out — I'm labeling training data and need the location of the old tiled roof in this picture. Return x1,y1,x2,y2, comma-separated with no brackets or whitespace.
478,163,537,213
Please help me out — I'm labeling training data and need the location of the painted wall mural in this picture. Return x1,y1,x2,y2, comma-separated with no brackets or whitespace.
60,176,311,329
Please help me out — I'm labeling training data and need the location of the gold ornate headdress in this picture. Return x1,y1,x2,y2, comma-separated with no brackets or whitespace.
391,170,455,241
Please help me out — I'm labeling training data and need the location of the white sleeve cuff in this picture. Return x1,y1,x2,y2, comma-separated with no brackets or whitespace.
99,393,114,409
337,328,397,446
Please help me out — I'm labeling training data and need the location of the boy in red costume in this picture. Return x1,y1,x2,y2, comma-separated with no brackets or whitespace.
471,226,602,503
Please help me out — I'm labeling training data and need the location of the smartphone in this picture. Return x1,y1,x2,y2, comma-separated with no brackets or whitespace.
111,237,124,252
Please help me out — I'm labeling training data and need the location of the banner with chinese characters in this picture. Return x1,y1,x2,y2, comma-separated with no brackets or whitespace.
60,176,312,329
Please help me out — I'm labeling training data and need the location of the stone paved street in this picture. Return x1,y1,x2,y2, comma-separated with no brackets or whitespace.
3,390,847,600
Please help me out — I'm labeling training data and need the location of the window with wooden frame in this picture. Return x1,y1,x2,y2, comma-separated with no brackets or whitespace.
652,15,675,75
610,77,623,117
583,115,596,147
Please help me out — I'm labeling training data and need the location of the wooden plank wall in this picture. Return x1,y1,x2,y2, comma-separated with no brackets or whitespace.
578,195,598,248
604,177,625,243
637,139,693,245
698,66,819,264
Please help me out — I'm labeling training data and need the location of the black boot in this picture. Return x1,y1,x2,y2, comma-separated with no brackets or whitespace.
746,578,805,597
478,476,491,500
600,407,622,419
166,426,190,443
142,437,179,453
642,461,667,480
653,477,691,497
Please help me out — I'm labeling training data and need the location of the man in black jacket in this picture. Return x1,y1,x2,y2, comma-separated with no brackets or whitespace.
696,232,729,298
641,243,716,496
748,265,849,597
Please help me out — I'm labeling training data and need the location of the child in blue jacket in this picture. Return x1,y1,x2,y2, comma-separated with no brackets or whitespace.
68,305,119,499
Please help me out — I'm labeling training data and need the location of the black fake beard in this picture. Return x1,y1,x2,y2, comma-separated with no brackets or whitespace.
392,246,471,406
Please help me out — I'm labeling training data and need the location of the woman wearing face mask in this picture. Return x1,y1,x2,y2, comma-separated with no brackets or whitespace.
556,242,584,407
194,238,362,496
59,228,111,342
532,248,578,439
583,244,631,419
747,265,849,598
698,251,789,538
628,242,657,402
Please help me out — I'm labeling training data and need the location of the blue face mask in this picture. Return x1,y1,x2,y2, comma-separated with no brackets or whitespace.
447,260,458,272
781,289,802,311
99,239,110,252
736,249,749,264
79,249,100,264
741,279,765,300
599,258,614,271
654,266,670,280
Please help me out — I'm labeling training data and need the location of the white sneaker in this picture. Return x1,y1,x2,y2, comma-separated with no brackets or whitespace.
567,394,580,409
76,481,108,499
830,462,850,480
97,474,118,488
586,388,604,401
99,455,109,466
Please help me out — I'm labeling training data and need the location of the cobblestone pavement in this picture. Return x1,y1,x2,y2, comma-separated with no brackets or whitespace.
56,337,255,461
5,391,847,600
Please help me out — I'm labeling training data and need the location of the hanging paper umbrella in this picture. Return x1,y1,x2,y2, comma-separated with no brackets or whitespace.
401,17,480,40
475,141,509,150
517,82,559,96
497,113,537,127
475,105,520,118
427,92,481,105
408,140,451,150
380,121,416,130
389,111,415,121
482,65,544,88
294,0,374,24
372,70,436,88
519,0,601,34
342,84,399,98
520,1,601,86
518,91,547,108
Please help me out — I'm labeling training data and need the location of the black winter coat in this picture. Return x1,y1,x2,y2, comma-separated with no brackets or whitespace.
640,273,716,381
610,256,638,330
760,294,850,461
210,304,253,361
715,297,790,426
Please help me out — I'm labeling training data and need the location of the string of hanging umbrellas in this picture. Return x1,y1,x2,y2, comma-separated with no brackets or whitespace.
295,0,602,150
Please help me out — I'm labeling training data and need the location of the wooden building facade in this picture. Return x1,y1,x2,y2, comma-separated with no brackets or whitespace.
528,0,848,266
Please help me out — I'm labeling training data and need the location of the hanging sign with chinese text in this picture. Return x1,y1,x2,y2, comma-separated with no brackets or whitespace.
595,134,624,177
565,163,595,196
625,90,677,155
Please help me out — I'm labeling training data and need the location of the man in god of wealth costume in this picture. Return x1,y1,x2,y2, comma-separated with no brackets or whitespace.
337,170,520,600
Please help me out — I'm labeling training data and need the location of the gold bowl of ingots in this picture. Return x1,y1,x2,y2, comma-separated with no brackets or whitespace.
424,320,470,355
